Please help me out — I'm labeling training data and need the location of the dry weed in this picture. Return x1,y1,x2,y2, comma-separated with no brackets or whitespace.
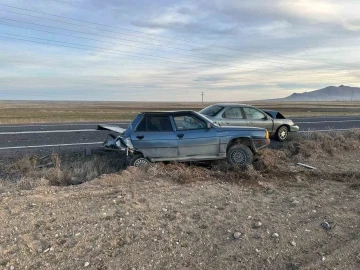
1,130,359,189
1,152,125,188
284,129,360,158
109,162,265,186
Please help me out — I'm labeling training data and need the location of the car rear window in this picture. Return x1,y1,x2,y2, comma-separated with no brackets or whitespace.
199,105,223,116
135,116,173,132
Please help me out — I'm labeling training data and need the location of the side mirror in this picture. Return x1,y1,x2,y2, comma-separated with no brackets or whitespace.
263,116,269,120
207,122,212,129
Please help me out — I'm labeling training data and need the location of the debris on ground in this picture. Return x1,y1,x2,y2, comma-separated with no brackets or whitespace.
320,221,334,231
296,163,317,169
233,232,242,239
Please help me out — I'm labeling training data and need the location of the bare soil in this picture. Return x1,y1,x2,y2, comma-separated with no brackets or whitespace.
0,132,360,270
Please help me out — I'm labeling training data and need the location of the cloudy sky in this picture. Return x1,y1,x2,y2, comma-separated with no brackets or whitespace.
0,0,360,101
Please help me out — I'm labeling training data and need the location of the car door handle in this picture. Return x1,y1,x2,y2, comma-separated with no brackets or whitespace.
177,134,184,138
136,135,144,139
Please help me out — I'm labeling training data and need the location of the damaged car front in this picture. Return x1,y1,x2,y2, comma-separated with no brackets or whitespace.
200,104,299,142
98,111,270,167
97,114,143,154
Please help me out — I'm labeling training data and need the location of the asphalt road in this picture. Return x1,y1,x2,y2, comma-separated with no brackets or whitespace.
1,116,360,158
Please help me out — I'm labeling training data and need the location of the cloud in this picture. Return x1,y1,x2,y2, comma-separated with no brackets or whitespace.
142,5,195,28
132,4,237,35
1,0,360,101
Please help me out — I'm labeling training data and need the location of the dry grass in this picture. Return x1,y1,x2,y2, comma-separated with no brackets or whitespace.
285,129,360,158
0,101,204,124
1,130,360,190
1,100,360,124
0,152,126,189
96,130,360,188
116,162,263,185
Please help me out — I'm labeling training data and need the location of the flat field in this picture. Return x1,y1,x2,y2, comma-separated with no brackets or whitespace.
1,100,360,124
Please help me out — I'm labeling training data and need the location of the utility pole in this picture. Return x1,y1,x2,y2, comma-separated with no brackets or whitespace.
351,89,354,102
201,92,204,105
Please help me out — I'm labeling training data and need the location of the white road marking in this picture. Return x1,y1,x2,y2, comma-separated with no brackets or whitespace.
0,129,97,135
292,116,360,120
0,127,358,151
0,142,103,150
296,120,360,124
0,122,129,128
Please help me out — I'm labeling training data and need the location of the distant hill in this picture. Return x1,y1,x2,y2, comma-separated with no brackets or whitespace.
284,85,360,101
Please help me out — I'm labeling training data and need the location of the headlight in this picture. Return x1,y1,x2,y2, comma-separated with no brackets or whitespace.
266,131,269,139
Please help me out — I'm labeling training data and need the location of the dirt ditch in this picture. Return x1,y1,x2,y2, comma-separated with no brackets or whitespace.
0,131,359,269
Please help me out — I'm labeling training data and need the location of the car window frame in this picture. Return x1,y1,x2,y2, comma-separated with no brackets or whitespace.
172,114,208,131
134,115,175,132
221,107,246,119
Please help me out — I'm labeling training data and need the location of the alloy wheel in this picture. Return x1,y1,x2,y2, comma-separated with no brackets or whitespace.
133,158,149,167
230,150,246,165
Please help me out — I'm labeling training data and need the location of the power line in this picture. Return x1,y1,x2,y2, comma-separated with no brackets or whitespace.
0,2,348,66
0,17,355,73
0,7,352,70
0,3,205,44
0,32,340,76
0,32,209,65
0,9,201,48
0,21,236,63
0,34,353,82
0,17,196,52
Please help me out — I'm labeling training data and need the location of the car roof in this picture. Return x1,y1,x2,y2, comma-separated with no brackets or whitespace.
140,110,197,115
212,103,255,107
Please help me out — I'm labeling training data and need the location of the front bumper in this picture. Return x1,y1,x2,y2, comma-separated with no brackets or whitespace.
290,125,300,132
102,134,128,151
253,138,271,152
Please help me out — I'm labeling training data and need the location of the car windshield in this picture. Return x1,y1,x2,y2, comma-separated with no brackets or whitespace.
199,105,223,116
194,112,220,127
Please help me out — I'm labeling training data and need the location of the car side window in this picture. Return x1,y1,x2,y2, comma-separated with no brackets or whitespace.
222,107,244,119
135,116,173,132
173,115,207,130
243,108,265,120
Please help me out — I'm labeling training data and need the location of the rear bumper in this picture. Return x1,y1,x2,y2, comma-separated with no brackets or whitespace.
290,125,300,132
253,138,271,152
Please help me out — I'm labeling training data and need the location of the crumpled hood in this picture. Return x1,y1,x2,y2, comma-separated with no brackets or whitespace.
97,124,126,134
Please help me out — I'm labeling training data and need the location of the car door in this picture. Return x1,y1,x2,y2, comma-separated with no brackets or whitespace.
218,107,248,126
172,114,219,157
243,107,274,131
131,115,178,158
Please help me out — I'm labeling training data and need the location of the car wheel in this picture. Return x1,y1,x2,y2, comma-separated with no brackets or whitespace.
276,126,289,142
227,144,254,166
128,153,150,167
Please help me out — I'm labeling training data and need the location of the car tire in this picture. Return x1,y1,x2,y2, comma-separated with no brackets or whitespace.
227,144,254,166
128,153,150,167
276,125,289,142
